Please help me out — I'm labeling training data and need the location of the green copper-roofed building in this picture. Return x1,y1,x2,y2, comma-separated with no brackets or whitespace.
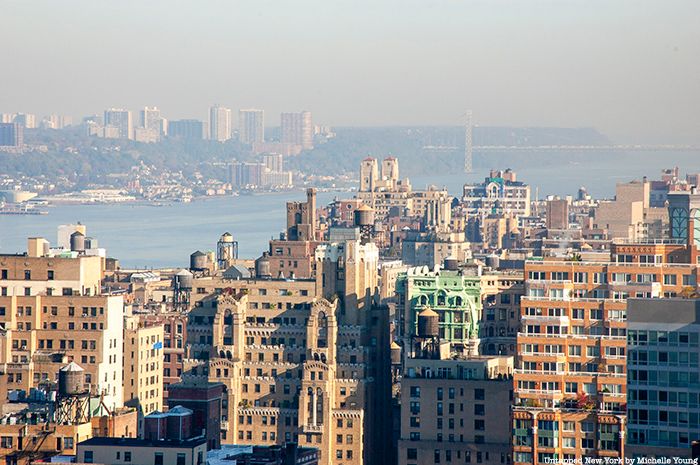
396,264,482,355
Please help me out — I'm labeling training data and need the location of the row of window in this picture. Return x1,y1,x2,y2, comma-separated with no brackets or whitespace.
406,448,507,464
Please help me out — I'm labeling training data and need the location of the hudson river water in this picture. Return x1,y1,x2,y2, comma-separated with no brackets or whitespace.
1,151,698,268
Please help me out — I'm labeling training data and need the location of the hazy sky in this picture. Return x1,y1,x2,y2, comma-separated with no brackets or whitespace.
1,0,699,143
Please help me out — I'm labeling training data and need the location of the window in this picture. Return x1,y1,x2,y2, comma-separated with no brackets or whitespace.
590,309,603,320
125,451,132,462
177,453,186,465
407,448,418,460
155,453,164,465
581,438,595,449
474,388,485,400
83,451,94,463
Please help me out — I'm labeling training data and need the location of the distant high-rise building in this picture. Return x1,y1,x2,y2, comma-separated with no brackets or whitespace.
280,110,313,149
0,113,15,123
209,105,232,142
168,119,205,140
42,114,73,129
238,109,264,144
103,108,133,140
136,107,164,143
262,153,283,173
13,113,36,129
140,107,162,132
229,161,265,187
0,122,23,147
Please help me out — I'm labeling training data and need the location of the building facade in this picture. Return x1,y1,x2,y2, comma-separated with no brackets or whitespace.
210,105,232,142
103,108,133,140
281,111,313,150
462,169,531,218
239,109,264,144
512,251,697,464
124,316,165,428
397,357,514,465
626,298,700,459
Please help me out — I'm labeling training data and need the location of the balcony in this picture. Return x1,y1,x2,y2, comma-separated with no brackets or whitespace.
521,315,570,325
514,368,566,376
516,389,563,398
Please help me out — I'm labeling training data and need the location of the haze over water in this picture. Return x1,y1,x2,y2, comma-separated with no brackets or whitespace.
2,150,698,268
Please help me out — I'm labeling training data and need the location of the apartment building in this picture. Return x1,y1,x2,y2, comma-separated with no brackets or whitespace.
0,407,135,465
626,298,700,459
185,290,374,465
142,311,188,399
124,315,165,429
398,356,514,465
395,263,523,357
265,188,324,280
395,264,482,355
512,247,697,464
181,231,387,465
480,270,524,356
462,169,531,218
0,240,103,297
356,157,450,221
0,294,124,409
400,231,472,269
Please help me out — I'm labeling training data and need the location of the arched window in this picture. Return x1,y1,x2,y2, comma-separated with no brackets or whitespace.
437,292,446,306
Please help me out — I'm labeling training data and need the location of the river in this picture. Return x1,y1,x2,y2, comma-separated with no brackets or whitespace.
1,151,698,268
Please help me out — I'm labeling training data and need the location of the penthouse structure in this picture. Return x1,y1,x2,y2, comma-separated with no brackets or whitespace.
511,241,697,463
0,237,103,297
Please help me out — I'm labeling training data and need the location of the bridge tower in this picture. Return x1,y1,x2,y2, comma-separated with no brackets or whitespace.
464,110,473,173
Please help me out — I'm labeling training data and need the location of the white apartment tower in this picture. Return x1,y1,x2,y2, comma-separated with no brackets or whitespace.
209,105,232,142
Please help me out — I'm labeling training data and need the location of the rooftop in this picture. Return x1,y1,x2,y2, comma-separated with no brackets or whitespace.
78,435,206,449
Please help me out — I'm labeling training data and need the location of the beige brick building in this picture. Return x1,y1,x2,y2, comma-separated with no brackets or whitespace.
0,294,124,409
180,235,386,465
124,315,165,428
